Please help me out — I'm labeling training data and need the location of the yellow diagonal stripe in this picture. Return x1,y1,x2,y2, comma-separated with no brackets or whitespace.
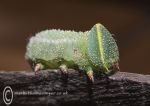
96,23,108,71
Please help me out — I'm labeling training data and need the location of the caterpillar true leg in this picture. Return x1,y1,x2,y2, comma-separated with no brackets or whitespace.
86,67,94,83
34,63,43,74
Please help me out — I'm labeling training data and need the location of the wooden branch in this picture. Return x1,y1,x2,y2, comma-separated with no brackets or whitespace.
0,70,150,106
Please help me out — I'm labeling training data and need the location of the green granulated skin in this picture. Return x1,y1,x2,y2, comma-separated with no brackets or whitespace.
25,23,119,73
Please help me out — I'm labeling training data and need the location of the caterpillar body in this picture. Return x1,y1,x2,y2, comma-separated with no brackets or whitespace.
25,23,119,82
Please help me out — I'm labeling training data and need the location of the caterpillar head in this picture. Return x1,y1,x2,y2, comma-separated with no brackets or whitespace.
87,23,119,73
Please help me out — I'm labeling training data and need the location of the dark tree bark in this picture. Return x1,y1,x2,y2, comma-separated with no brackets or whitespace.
0,70,150,106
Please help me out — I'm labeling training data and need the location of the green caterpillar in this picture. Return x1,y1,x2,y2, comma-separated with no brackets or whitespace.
25,23,119,82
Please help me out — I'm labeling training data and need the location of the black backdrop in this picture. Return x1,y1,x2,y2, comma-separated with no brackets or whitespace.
0,0,149,74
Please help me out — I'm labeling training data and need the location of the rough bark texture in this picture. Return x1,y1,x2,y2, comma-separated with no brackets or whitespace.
0,70,150,106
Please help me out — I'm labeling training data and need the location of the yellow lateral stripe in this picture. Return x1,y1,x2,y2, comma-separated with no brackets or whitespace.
96,24,108,71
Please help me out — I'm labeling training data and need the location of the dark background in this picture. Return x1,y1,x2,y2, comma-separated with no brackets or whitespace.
0,0,149,74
